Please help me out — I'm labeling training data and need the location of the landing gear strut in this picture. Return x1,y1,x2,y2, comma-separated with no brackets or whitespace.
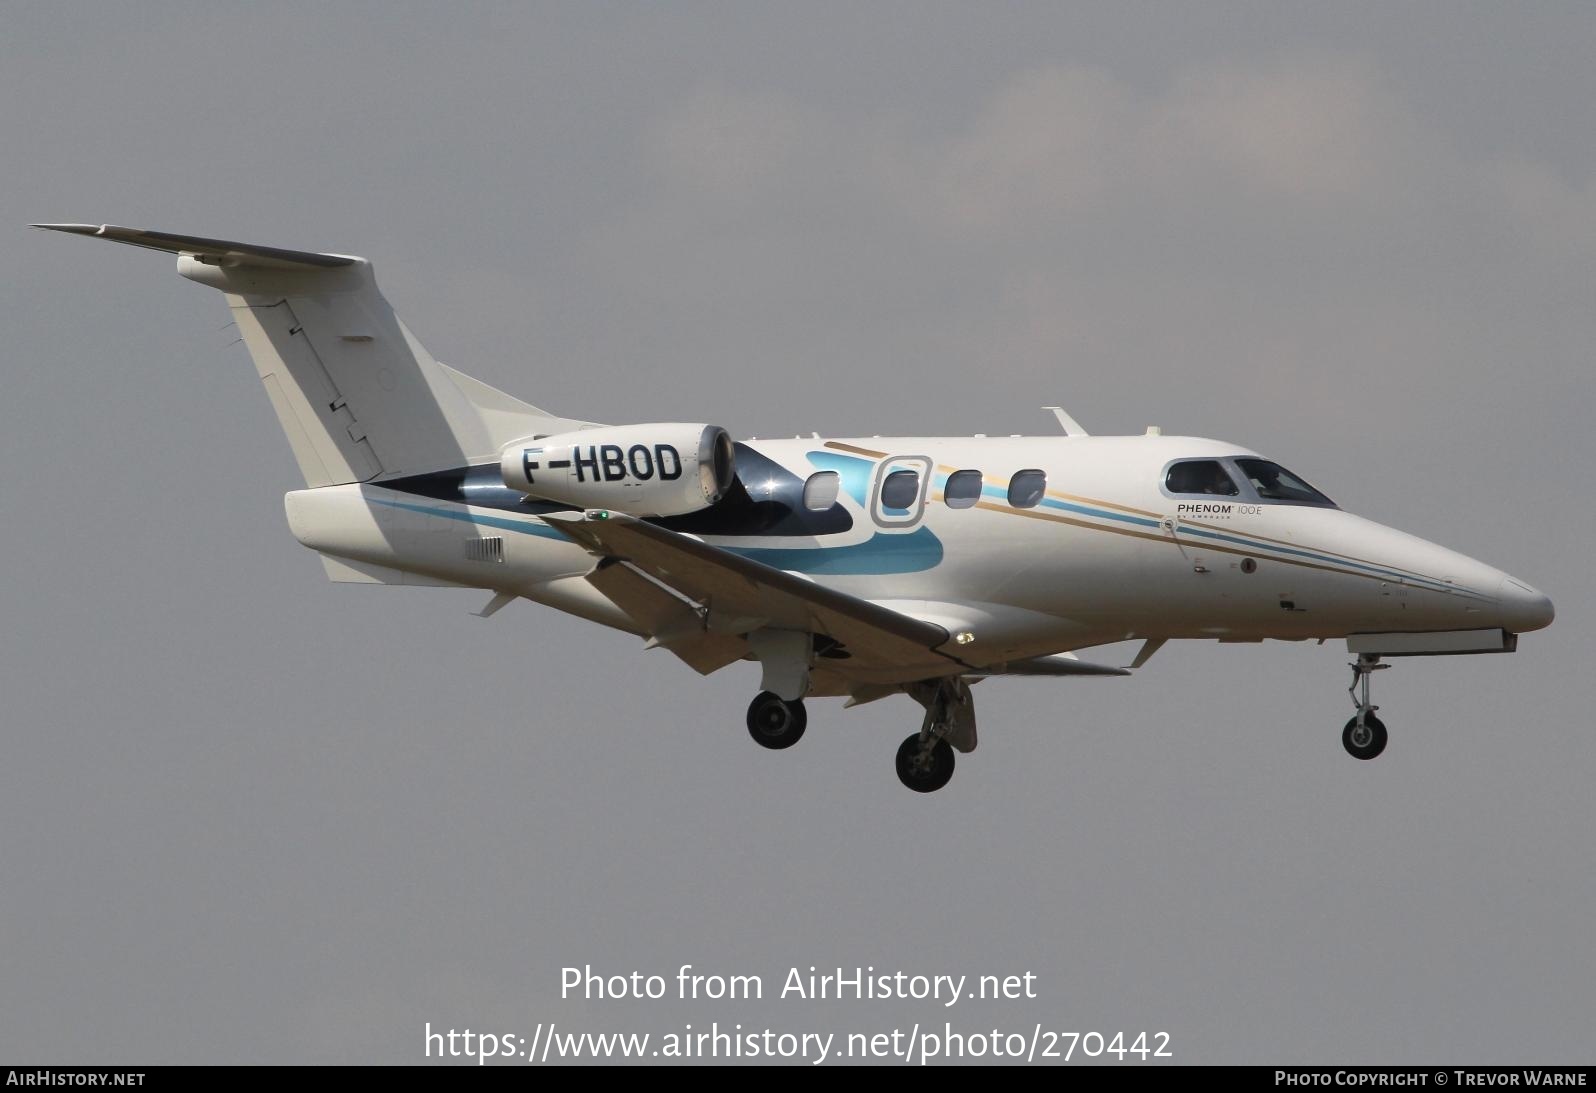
1342,654,1389,760
895,678,975,792
746,691,806,749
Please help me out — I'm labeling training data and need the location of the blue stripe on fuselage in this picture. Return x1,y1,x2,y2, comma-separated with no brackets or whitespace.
730,526,943,575
804,450,875,505
1171,523,1474,595
931,476,1475,596
369,496,944,575
370,497,565,538
374,486,1470,596
1034,491,1163,528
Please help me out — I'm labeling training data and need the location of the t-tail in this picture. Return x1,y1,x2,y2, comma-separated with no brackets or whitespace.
35,223,607,585
34,223,594,486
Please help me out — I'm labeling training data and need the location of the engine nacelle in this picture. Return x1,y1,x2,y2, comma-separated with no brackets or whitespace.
500,424,736,517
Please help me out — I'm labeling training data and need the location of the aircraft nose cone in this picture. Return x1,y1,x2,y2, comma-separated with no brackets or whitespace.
1498,575,1555,633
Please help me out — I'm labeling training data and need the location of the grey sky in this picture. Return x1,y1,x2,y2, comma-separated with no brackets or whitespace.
2,2,1592,1064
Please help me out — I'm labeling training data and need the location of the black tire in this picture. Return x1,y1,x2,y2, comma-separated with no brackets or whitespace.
746,692,806,750
1342,714,1388,760
895,733,956,793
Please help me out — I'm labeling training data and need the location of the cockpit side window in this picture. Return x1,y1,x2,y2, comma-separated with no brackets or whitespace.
1234,458,1334,505
1165,460,1240,497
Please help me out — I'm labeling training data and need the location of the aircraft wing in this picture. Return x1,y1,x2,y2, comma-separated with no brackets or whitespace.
541,511,973,679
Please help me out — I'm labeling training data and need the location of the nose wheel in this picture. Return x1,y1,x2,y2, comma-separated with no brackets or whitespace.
1343,654,1390,760
1342,713,1388,760
746,691,806,749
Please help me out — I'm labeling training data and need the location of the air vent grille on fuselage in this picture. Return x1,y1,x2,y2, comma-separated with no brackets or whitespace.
464,536,505,563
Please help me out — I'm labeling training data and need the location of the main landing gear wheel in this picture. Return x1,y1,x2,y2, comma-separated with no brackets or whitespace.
1342,714,1388,760
896,733,955,793
746,691,806,750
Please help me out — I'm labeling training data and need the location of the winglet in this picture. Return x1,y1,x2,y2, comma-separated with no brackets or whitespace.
472,591,518,618
1128,637,1167,669
1042,406,1090,436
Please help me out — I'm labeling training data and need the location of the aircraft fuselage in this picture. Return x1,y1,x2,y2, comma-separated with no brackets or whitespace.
285,432,1553,684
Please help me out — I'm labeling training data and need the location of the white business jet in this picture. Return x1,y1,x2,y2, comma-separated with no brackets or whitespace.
36,224,1555,792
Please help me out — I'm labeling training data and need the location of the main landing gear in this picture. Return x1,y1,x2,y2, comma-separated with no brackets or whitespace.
896,733,955,794
746,691,806,749
1342,654,1389,760
895,678,975,793
742,676,976,792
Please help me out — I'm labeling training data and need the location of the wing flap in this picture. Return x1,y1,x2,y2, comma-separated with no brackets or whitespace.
584,558,747,675
546,512,968,675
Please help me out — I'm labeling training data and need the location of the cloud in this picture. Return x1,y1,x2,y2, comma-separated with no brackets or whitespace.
1153,57,1405,203
644,55,1426,238
1487,157,1596,257
566,51,1593,452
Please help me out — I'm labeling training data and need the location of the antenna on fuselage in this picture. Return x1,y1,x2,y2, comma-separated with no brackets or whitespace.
1042,406,1090,436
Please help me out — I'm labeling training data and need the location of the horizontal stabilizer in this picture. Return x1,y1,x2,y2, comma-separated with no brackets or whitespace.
31,223,353,270
38,220,594,486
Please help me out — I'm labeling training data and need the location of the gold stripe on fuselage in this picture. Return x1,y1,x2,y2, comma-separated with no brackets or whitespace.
1175,517,1438,584
825,441,1468,595
971,501,1450,592
823,440,1161,519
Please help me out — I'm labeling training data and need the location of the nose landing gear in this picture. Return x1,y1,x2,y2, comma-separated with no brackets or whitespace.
1342,654,1389,760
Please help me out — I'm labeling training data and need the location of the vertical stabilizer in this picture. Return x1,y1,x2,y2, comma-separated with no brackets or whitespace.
35,223,595,486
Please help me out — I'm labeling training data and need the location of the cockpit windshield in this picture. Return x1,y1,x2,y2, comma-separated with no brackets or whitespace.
1234,458,1335,506
1165,460,1240,496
